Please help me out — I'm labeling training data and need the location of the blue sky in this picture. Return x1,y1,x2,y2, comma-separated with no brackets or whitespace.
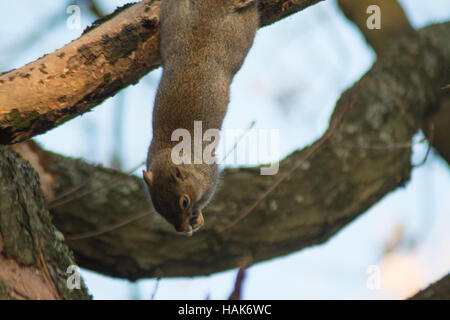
1,0,449,299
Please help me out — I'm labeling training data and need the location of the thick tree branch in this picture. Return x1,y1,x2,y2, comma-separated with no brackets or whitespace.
338,0,450,166
410,273,450,300
0,0,323,145
15,23,449,280
0,147,90,300
337,0,414,55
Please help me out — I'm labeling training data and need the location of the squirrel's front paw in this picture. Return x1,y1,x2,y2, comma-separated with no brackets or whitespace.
190,211,204,233
177,212,204,237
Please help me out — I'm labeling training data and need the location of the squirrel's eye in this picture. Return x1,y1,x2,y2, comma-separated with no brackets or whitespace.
180,195,190,210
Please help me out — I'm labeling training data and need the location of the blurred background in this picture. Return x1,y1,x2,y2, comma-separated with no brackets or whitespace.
0,0,449,299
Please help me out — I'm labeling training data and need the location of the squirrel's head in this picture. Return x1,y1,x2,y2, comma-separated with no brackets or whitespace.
143,166,205,236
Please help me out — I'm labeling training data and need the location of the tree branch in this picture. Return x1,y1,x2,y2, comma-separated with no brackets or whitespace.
410,273,450,300
0,146,90,300
337,0,414,55
337,0,450,166
16,23,449,280
0,0,323,145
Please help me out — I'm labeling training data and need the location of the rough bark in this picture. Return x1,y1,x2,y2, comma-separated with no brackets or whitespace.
11,23,447,281
0,0,323,145
0,146,90,300
338,0,450,166
410,273,450,300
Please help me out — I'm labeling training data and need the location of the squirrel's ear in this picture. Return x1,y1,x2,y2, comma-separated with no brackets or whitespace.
169,166,184,182
143,170,153,186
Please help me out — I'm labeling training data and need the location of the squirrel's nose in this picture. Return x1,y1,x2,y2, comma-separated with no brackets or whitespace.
174,220,193,236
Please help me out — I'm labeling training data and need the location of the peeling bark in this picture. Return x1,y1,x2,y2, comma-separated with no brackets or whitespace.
14,23,447,280
0,0,322,145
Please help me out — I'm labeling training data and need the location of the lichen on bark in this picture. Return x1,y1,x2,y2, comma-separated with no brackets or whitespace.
0,146,91,300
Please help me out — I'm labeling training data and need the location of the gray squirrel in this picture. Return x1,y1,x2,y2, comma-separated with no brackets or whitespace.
143,0,259,235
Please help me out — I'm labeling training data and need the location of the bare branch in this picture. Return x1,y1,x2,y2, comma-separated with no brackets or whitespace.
229,267,248,300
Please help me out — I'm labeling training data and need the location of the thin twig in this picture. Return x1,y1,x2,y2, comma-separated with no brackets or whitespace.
66,210,151,241
48,160,145,209
221,120,256,163
217,100,354,234
88,0,105,18
228,267,248,300
330,141,413,149
151,269,163,300
413,125,434,168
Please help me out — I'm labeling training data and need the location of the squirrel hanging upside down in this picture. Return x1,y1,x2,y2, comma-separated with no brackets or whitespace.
143,0,259,236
